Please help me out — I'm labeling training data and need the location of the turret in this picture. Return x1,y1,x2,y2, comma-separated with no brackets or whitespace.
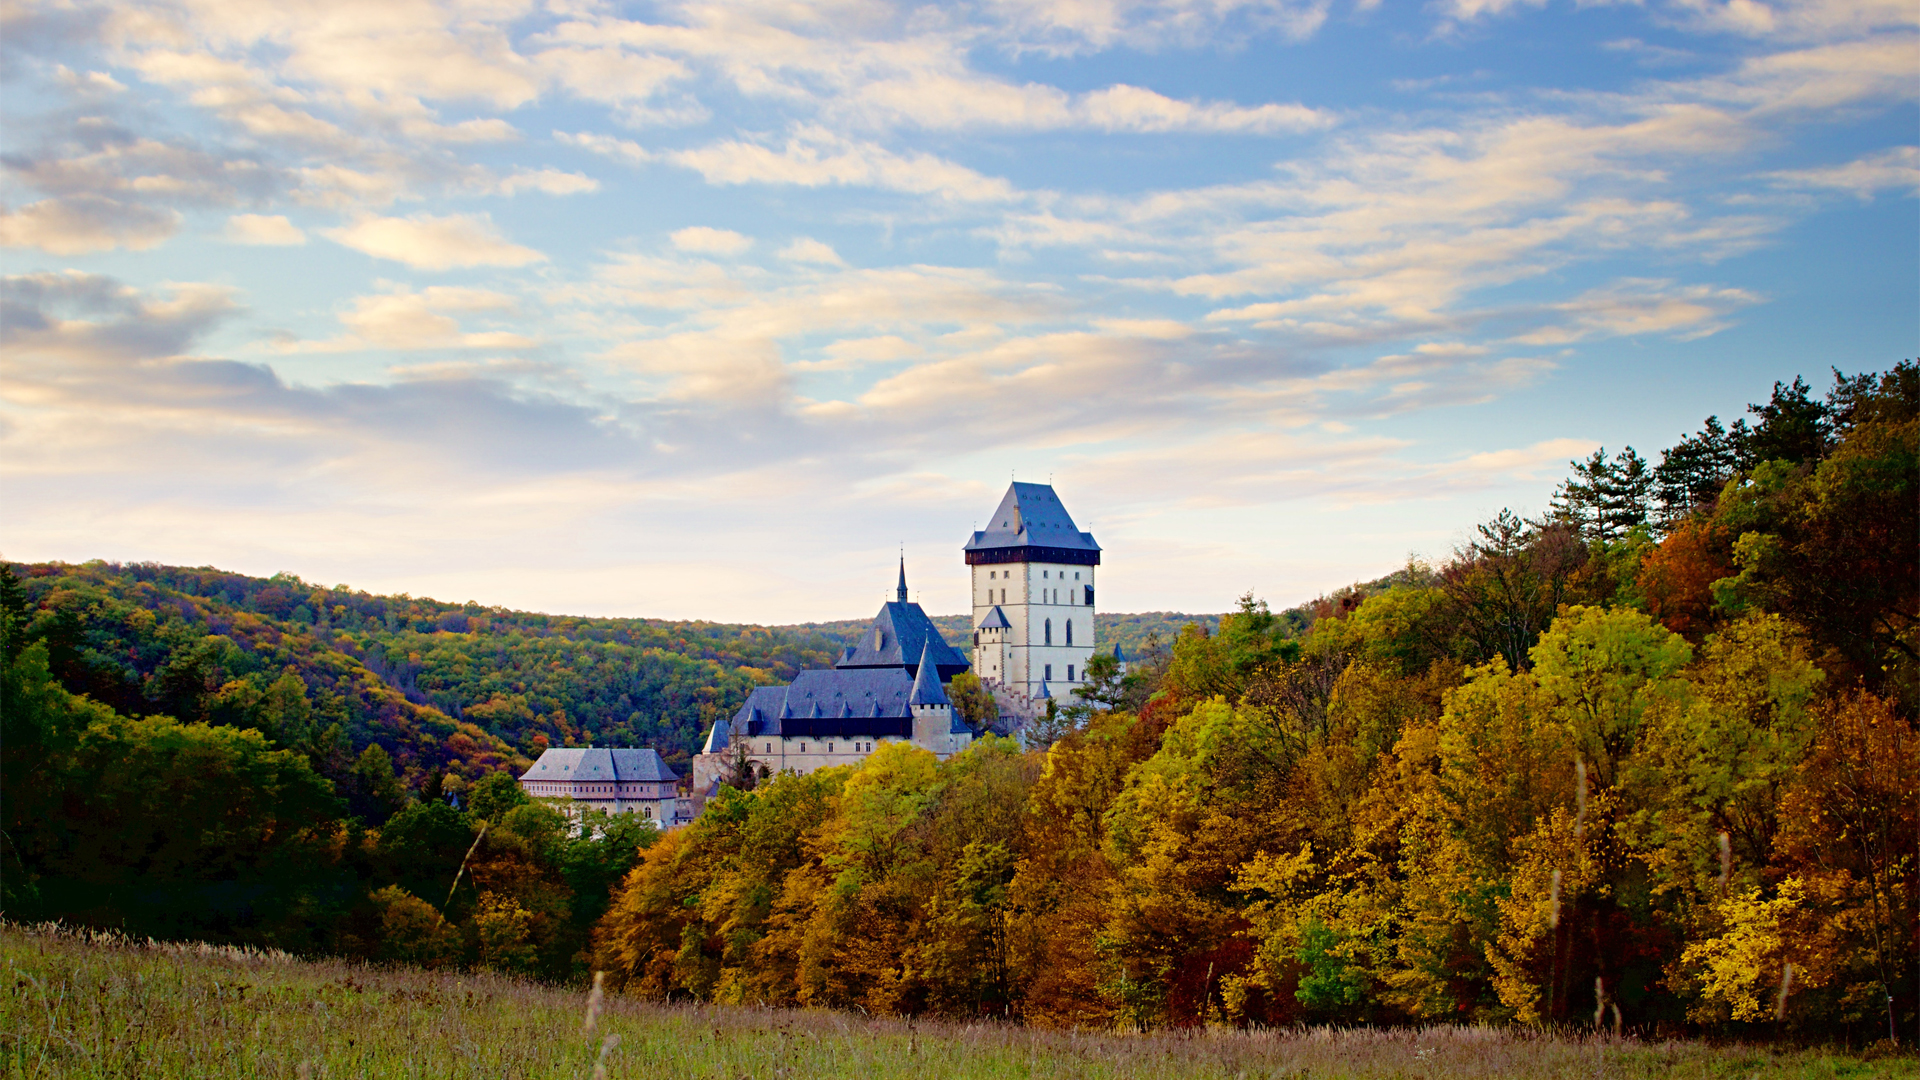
909,640,957,753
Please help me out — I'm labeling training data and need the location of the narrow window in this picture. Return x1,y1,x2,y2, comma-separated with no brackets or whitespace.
1044,618,1052,645
1069,665,1076,682
1043,570,1049,579
1045,663,1053,681
1066,619,1073,645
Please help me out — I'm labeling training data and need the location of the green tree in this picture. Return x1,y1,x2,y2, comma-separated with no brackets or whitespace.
947,671,997,729
352,743,408,825
467,770,531,822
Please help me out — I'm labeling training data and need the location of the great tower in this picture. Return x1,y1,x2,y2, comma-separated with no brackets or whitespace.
963,482,1099,704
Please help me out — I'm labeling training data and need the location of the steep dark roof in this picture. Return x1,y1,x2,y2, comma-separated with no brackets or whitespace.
836,599,971,680
909,641,950,707
977,605,1011,630
963,482,1100,565
521,747,680,784
728,668,920,739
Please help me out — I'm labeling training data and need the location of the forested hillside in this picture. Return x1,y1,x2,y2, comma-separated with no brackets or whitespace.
1,562,854,783
1,562,1228,789
3,361,1912,1040
598,363,1917,1039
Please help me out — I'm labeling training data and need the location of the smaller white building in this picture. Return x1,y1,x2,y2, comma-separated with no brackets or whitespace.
519,747,683,824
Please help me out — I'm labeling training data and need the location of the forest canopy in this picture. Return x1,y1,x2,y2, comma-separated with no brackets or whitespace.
593,362,1918,1040
3,360,1913,1042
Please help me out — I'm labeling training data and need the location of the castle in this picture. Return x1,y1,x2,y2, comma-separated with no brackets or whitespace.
690,481,1099,789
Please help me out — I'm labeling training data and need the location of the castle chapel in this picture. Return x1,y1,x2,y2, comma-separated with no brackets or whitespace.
690,482,1100,790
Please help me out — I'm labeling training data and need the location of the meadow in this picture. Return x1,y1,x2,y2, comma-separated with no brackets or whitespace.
2,924,1908,1080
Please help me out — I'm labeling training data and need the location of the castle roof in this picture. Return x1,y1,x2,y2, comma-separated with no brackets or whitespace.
909,641,950,707
964,482,1100,566
977,605,1011,630
520,747,679,784
729,667,921,739
836,597,971,680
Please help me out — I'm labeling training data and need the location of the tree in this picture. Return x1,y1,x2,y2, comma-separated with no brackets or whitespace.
947,671,998,729
1656,417,1745,525
1553,448,1653,542
1744,375,1833,467
352,743,408,825
371,885,462,968
468,770,531,822
0,563,28,667
1437,511,1587,672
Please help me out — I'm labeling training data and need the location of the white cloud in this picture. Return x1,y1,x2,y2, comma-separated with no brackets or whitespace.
0,196,181,254
1768,145,1920,198
1514,279,1762,343
279,285,535,352
671,226,754,254
323,213,546,270
556,130,655,166
224,213,307,245
670,126,1019,202
493,168,601,196
1078,85,1332,133
779,238,848,265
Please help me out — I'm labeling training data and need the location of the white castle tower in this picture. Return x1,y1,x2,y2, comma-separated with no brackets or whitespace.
964,482,1099,704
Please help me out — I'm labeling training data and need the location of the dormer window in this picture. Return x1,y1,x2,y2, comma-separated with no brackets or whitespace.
873,628,883,650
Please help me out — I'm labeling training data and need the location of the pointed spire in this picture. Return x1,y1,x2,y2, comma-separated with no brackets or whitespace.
897,556,909,603
910,640,949,707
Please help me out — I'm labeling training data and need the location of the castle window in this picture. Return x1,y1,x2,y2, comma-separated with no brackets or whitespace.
1066,619,1073,645
1044,618,1052,645
1045,664,1053,681
1069,665,1076,681
1043,570,1049,578
1075,572,1080,580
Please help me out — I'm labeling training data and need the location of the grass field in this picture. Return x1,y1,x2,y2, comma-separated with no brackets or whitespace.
2,924,1910,1079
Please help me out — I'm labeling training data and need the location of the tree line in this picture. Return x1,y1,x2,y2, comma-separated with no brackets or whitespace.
592,362,1916,1042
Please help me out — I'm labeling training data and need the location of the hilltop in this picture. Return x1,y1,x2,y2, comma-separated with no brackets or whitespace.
4,559,1255,782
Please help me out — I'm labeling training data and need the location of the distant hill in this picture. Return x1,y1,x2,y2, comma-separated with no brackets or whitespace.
7,560,1246,783
8,560,847,780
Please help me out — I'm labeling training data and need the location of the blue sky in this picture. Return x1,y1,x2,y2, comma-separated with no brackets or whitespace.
2,0,1914,623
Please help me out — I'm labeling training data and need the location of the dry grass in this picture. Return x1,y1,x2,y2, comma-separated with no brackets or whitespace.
1,923,1909,1079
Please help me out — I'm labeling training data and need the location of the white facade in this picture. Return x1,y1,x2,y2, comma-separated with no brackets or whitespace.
965,482,1101,704
519,747,683,823
971,560,1096,699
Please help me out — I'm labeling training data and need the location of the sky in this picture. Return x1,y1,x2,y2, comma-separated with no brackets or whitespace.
1,0,1914,624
